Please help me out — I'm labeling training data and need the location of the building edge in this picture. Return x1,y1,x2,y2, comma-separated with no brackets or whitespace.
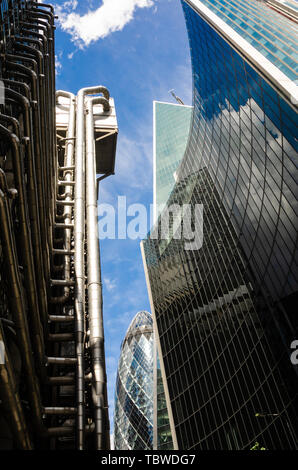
140,240,179,450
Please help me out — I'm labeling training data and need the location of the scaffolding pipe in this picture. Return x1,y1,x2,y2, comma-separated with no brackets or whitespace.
85,95,110,450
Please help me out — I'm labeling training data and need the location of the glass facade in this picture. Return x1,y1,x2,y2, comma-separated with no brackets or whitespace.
154,101,193,219
156,354,173,449
114,310,173,450
114,311,154,450
189,0,298,80
142,0,298,450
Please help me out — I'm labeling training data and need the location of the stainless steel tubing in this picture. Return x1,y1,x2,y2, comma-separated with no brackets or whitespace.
3,89,46,369
85,95,110,450
46,357,77,365
0,323,33,449
74,85,110,450
10,43,48,252
31,2,54,13
0,118,46,360
51,91,76,304
31,6,55,24
2,78,31,100
19,14,57,261
43,407,77,415
0,172,43,434
47,423,95,437
4,64,49,325
49,315,74,323
17,28,50,218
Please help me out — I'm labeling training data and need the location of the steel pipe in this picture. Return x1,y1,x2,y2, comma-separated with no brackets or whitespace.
0,121,46,371
3,70,50,313
0,323,33,449
51,91,76,304
85,96,110,450
43,407,77,415
47,357,77,365
73,85,109,449
0,174,44,434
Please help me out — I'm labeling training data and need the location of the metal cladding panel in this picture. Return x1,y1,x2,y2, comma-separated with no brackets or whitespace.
94,131,118,175
94,97,118,175
56,97,71,129
93,97,117,130
56,96,118,175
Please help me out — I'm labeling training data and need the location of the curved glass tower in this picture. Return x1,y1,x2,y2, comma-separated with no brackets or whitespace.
114,311,154,450
142,0,298,450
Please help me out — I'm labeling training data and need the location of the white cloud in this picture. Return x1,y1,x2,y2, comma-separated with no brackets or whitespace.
55,52,63,75
116,133,152,191
104,276,117,291
56,0,155,48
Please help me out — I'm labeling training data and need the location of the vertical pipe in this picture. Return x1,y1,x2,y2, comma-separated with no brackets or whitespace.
51,90,76,304
86,95,110,450
74,85,109,450
74,88,87,450
0,323,33,450
0,180,43,435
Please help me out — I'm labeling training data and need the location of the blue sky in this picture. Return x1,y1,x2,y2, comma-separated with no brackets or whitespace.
53,0,192,433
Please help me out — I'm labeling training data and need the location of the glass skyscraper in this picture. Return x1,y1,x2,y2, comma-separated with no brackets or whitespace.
114,310,173,450
155,354,174,450
154,101,193,220
141,0,298,450
114,311,154,450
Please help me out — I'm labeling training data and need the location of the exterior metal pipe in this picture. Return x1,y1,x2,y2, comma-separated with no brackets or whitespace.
4,67,50,314
14,34,50,237
47,423,95,437
85,96,110,450
13,32,56,261
0,117,48,355
3,89,46,369
0,323,33,449
43,407,77,415
31,2,55,13
74,85,109,450
0,176,44,435
51,91,76,304
46,357,77,365
10,43,49,251
26,13,57,216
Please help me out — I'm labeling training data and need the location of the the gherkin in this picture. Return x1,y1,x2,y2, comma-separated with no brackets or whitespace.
114,311,154,450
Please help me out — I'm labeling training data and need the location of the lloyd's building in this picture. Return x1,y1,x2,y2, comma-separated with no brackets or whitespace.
141,0,298,450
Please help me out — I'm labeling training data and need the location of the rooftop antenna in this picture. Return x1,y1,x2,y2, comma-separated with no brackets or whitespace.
169,89,185,105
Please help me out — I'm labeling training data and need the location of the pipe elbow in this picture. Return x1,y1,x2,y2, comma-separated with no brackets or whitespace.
78,85,110,101
56,90,75,101
91,96,110,113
